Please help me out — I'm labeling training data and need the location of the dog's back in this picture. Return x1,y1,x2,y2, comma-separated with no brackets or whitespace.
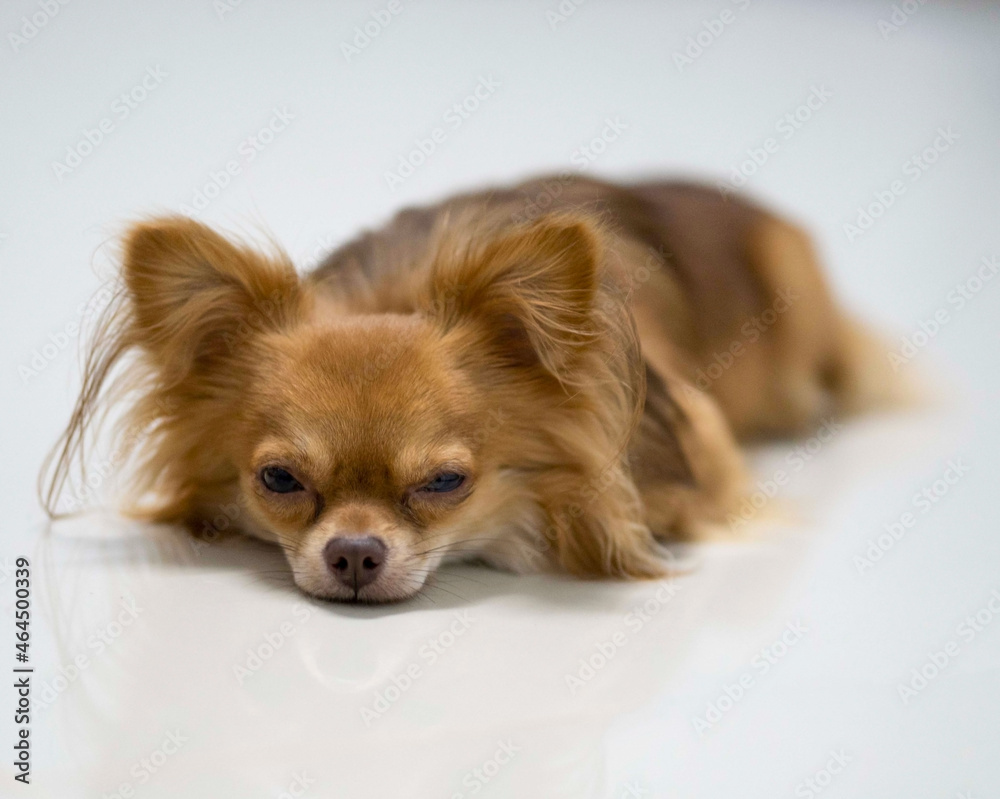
313,176,885,436
308,175,893,540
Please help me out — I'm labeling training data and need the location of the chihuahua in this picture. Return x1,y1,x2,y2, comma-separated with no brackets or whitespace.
42,177,884,602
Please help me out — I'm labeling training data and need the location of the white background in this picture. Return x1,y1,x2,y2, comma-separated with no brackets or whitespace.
1,1,999,797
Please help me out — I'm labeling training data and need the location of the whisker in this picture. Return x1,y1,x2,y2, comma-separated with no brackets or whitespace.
420,582,467,602
406,570,487,586
410,537,511,559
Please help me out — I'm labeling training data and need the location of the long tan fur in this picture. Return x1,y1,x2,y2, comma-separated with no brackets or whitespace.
40,177,890,602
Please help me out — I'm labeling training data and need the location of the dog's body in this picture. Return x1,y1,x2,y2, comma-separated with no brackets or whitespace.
44,176,881,602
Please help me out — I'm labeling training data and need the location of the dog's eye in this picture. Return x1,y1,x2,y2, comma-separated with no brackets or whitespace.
260,466,304,494
422,472,465,493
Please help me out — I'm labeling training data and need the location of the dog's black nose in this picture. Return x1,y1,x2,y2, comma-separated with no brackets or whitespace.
323,536,387,591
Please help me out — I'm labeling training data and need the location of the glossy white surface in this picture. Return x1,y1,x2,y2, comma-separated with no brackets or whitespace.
2,1,999,796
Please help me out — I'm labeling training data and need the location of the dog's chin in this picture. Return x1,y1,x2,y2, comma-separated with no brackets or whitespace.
288,562,432,605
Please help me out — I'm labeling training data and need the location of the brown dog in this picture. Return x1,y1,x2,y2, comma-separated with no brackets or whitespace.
42,176,884,602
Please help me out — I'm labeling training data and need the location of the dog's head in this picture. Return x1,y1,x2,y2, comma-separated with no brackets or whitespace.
45,215,666,602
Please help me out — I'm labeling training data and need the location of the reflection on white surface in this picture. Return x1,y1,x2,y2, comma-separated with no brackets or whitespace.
2,0,999,796
17,402,997,797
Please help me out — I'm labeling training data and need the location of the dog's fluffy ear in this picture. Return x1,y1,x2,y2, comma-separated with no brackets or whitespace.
122,217,300,383
422,214,601,379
